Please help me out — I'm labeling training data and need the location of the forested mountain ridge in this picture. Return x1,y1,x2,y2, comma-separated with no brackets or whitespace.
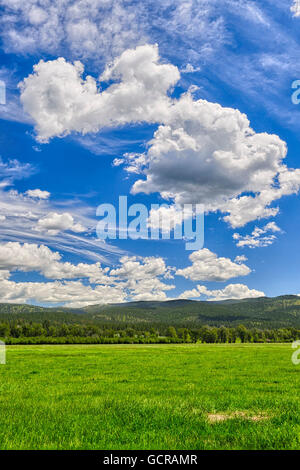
81,295,300,328
0,295,299,328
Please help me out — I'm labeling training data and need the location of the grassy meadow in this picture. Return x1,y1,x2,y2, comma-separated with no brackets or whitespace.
0,343,299,450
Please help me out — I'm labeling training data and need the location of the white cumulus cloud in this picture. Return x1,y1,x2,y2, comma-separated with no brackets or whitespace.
233,221,282,248
180,283,265,301
37,212,86,235
176,248,251,282
26,189,50,199
19,45,179,142
131,93,300,228
234,255,248,264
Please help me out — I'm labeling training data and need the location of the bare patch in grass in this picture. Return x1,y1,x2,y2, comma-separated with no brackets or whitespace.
207,414,229,423
207,412,269,423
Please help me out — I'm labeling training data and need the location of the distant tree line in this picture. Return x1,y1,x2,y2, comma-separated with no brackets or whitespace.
0,319,299,344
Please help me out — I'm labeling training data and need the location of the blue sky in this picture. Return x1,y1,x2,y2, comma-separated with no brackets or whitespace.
0,0,299,307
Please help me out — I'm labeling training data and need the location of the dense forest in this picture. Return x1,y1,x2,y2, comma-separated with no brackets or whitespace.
0,319,299,344
0,295,300,344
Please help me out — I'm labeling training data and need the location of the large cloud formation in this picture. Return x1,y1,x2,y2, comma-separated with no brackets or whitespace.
0,242,257,306
20,44,300,228
0,242,175,306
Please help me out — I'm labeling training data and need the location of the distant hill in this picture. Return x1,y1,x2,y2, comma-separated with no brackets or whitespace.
0,295,299,328
80,295,300,328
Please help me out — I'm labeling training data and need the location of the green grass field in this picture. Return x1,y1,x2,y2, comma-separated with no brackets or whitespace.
0,343,299,450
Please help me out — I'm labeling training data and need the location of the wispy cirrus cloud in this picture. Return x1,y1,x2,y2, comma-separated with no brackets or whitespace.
0,157,35,181
0,0,226,64
0,157,123,262
0,0,145,61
